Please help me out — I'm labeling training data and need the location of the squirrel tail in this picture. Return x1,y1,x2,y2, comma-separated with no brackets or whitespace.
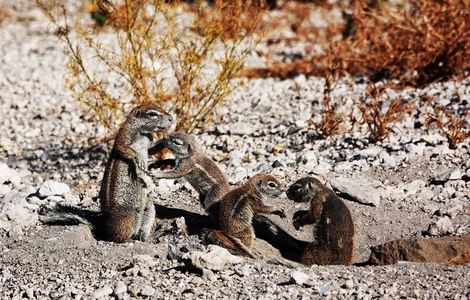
39,202,101,228
205,230,256,259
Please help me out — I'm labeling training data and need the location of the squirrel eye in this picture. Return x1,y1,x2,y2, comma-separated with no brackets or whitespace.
268,181,277,188
146,110,160,117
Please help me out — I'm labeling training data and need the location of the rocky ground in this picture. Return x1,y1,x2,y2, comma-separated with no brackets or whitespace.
0,1,469,299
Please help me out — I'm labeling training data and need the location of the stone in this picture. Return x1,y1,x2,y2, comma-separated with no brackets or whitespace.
317,282,331,295
0,162,11,184
271,160,283,168
215,125,229,135
7,168,21,187
114,281,127,295
251,162,270,173
296,150,319,169
448,169,462,180
202,268,217,281
182,245,244,271
437,201,464,219
289,270,309,285
229,122,254,136
91,286,113,299
368,234,470,265
227,145,248,167
330,176,382,206
140,286,155,297
433,168,459,184
404,180,426,195
38,180,70,198
0,191,38,230
426,216,454,236
343,279,354,289
226,167,249,184
0,185,11,198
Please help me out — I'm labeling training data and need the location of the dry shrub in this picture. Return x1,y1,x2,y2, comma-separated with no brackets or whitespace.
0,4,12,26
242,0,470,87
358,83,415,142
307,69,343,138
193,0,264,40
426,101,470,149
37,0,259,132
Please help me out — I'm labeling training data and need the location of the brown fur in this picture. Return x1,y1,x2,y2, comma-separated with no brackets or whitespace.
149,132,230,220
287,177,354,266
208,173,285,258
100,103,172,242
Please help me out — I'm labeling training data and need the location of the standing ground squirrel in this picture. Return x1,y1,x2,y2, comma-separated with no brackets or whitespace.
287,177,354,265
99,103,172,242
149,132,230,220
207,173,286,258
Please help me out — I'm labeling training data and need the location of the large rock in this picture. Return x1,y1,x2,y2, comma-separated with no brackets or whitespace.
330,176,382,206
0,162,11,184
426,216,454,236
0,163,20,186
368,234,470,265
38,180,71,198
0,191,38,231
182,245,244,271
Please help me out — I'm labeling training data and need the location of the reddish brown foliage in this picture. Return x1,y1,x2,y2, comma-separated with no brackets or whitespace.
358,83,415,142
242,0,470,87
308,71,343,137
426,102,470,149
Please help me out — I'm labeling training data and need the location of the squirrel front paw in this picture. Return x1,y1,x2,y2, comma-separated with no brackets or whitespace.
135,156,148,171
292,210,307,230
138,172,155,190
272,209,286,219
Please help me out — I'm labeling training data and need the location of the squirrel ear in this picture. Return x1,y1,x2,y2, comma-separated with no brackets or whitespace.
307,182,314,190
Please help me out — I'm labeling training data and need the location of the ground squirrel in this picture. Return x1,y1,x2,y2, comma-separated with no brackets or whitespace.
149,132,230,220
287,177,354,265
207,174,286,258
99,103,172,242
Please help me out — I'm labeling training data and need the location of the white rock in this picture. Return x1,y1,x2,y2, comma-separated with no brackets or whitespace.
358,147,382,158
182,245,244,271
91,286,113,299
229,122,254,136
434,168,457,183
228,144,248,167
0,162,12,184
0,191,38,230
448,169,462,180
140,286,155,297
38,180,70,197
7,168,21,187
438,200,464,219
427,216,454,236
290,270,309,285
331,176,382,206
0,185,12,198
226,167,249,184
297,150,319,169
404,180,426,195
114,281,127,295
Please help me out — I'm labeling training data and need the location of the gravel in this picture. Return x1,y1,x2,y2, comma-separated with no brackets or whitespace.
0,1,469,299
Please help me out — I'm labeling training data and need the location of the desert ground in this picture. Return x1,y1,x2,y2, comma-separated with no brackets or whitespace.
0,1,469,299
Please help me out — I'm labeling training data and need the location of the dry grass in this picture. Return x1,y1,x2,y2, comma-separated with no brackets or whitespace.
307,69,343,138
242,0,470,87
425,98,470,149
37,0,261,133
0,4,12,26
358,83,415,142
